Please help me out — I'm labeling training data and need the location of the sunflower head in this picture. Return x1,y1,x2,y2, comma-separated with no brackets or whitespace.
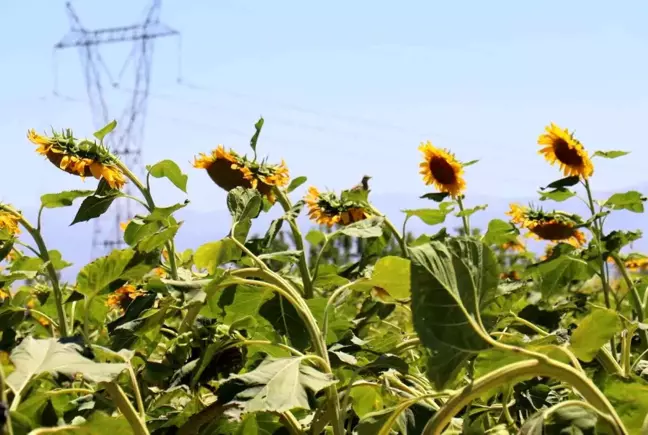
0,210,21,236
500,270,521,281
418,141,466,197
538,123,594,179
193,145,289,203
107,284,144,314
507,203,586,247
27,128,126,190
624,256,648,272
305,186,371,227
500,238,526,253
0,289,8,301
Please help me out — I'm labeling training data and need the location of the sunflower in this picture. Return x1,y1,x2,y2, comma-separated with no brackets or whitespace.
0,289,8,301
193,145,289,203
538,123,594,179
507,203,586,247
27,129,126,190
107,284,144,313
0,210,20,235
624,257,648,272
418,141,466,197
500,270,521,280
305,186,371,227
500,238,525,253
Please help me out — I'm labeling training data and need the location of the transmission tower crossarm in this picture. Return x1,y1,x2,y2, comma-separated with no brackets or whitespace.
54,23,179,49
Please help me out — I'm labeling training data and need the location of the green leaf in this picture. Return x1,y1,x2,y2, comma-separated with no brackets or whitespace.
403,204,454,226
0,238,14,261
462,159,479,167
527,250,595,296
287,176,307,193
71,180,123,225
257,250,301,264
93,120,117,141
600,375,648,433
369,256,411,299
259,294,310,351
6,337,126,397
76,248,135,297
145,202,189,222
349,385,384,418
40,190,94,209
219,356,336,413
250,117,264,156
539,188,576,202
227,187,262,222
137,223,181,253
147,159,188,193
543,176,580,189
570,307,620,362
123,219,161,246
593,150,630,159
420,192,450,202
305,230,326,246
604,191,646,213
520,403,601,434
483,219,519,246
338,216,384,238
455,204,487,218
194,240,240,274
409,238,499,389
603,230,643,254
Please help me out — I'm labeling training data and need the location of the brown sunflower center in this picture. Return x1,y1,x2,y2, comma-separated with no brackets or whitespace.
530,221,576,241
429,156,457,185
552,138,583,167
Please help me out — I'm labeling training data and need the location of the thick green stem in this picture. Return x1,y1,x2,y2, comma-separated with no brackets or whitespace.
2,206,68,338
0,362,13,435
611,253,648,352
421,358,627,435
456,196,471,236
116,161,178,280
104,382,149,435
273,187,314,298
279,411,303,435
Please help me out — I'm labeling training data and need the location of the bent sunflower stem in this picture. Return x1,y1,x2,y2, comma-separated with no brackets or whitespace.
368,205,407,256
1,205,68,338
273,187,314,299
115,161,179,280
421,358,627,435
104,382,149,435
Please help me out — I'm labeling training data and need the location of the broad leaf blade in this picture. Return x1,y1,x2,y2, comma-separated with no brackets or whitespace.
410,238,499,389
147,159,188,193
41,190,94,209
6,337,126,396
570,308,620,362
76,248,135,297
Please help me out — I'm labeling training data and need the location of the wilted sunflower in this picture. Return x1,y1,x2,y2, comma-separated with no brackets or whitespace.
305,186,370,227
507,203,586,247
418,141,466,197
107,284,144,313
193,145,289,203
538,123,594,179
0,210,20,235
27,129,126,190
500,270,521,280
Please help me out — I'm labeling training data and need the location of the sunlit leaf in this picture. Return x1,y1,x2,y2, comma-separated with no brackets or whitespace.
593,150,630,159
455,204,487,218
218,356,336,413
250,117,264,156
402,204,453,226
369,256,411,299
147,159,188,193
227,187,262,222
570,307,620,362
76,248,135,297
287,176,307,193
604,191,646,213
6,337,126,397
40,190,94,209
538,188,576,203
194,240,240,274
338,216,384,238
93,120,117,141
483,219,519,246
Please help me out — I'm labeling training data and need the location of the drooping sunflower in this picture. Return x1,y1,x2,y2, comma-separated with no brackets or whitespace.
193,145,289,203
418,141,466,197
305,186,371,227
27,129,126,190
107,284,144,314
506,203,586,247
500,270,521,280
0,210,21,235
538,123,594,179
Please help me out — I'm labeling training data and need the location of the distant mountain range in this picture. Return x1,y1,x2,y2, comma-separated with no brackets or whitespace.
13,182,648,283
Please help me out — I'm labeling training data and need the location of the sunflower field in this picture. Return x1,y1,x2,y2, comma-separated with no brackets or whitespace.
2,118,648,435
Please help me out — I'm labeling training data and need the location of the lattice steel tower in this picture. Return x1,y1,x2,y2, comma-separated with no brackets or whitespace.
53,0,180,257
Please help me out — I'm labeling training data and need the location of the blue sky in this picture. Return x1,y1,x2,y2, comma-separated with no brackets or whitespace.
1,1,648,263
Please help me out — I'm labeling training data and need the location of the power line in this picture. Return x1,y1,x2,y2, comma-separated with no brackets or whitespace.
53,0,181,258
